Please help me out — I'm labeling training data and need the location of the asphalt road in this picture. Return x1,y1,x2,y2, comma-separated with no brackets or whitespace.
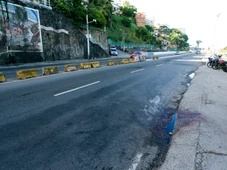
0,53,203,170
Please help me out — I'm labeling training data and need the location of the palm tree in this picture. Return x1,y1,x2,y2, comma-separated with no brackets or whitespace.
196,40,202,47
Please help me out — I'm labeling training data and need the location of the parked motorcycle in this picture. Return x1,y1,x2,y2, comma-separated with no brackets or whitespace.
222,63,227,72
206,54,227,73
207,54,219,68
212,54,222,70
215,59,227,71
207,57,214,68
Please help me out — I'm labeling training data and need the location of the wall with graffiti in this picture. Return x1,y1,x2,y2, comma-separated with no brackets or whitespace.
0,1,43,53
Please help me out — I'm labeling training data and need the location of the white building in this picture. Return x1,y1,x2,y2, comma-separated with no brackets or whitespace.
178,28,186,34
145,17,155,26
111,3,120,14
112,0,125,6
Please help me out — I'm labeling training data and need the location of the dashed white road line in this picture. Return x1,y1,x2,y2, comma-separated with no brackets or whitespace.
128,153,143,170
156,64,164,67
130,68,145,74
54,81,100,97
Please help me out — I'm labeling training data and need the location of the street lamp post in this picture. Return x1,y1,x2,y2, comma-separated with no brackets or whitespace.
86,13,90,59
82,0,96,60
120,29,126,51
211,13,221,53
86,18,96,59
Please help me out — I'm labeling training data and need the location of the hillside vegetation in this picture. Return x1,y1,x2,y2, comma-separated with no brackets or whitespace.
50,0,189,50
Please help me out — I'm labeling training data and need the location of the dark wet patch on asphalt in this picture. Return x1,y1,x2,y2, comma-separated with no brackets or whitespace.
142,71,198,169
164,113,176,143
143,108,177,169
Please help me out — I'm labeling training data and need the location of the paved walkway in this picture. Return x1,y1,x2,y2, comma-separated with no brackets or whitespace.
159,56,227,170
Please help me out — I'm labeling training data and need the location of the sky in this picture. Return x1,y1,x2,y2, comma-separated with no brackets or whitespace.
128,0,227,49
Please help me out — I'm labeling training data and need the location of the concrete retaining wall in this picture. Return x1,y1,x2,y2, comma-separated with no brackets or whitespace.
0,0,109,65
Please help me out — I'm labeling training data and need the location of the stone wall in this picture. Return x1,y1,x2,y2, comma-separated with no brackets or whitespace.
89,30,108,52
0,0,109,64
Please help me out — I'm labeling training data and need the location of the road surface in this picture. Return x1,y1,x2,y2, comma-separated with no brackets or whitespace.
0,53,203,170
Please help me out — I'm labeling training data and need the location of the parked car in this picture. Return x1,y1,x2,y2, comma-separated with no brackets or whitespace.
175,51,180,55
196,50,201,54
130,51,145,59
109,45,118,56
109,48,118,56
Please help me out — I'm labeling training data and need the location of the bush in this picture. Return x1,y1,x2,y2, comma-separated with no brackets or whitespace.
122,17,131,27
89,8,106,28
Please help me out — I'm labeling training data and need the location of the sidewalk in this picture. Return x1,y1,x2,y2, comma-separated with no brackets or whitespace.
159,60,227,169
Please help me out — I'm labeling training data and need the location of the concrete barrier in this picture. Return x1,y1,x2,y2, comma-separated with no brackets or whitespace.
130,58,135,63
148,51,187,58
91,62,100,68
0,72,6,82
152,56,159,60
64,64,77,72
80,62,92,69
122,59,129,64
42,66,58,75
139,56,146,61
16,68,38,80
114,60,121,65
134,56,140,62
106,60,115,66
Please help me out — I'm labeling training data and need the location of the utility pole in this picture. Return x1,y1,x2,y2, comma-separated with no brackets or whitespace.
121,29,126,51
211,13,221,53
82,0,96,60
86,13,90,59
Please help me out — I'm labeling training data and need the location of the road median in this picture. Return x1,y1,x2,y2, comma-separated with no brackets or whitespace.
91,62,100,68
42,66,58,75
80,62,92,69
106,60,115,66
0,72,6,82
16,69,38,80
64,64,78,72
121,59,129,64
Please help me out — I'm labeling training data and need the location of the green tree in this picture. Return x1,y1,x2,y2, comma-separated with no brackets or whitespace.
90,0,113,27
159,25,171,34
150,34,157,44
154,39,162,49
51,0,86,27
136,26,151,42
145,25,154,32
89,7,106,27
196,40,202,47
168,28,189,49
120,0,137,18
181,34,189,42
51,0,113,28
122,17,132,27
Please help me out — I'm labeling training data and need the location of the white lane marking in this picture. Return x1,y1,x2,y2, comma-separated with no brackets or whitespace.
156,64,163,67
146,53,189,62
160,53,189,59
54,81,100,97
173,59,202,62
128,153,143,170
130,68,145,74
